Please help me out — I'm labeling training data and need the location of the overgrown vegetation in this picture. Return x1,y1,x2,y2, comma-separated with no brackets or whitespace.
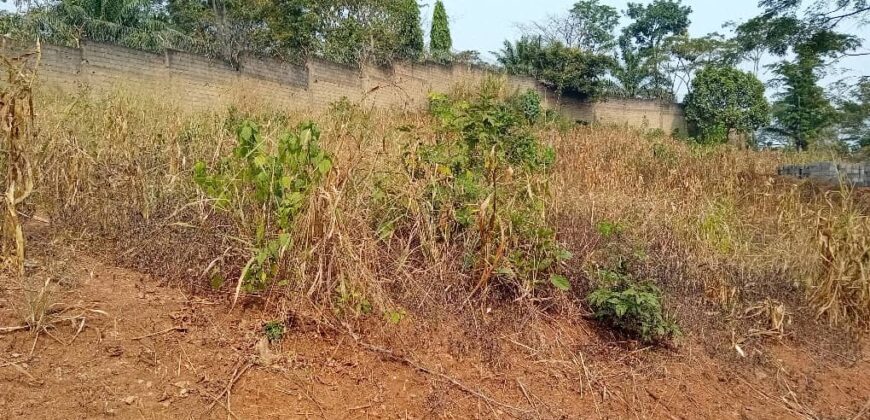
381,84,571,296
0,0,450,66
193,120,332,297
0,42,39,276
19,76,870,347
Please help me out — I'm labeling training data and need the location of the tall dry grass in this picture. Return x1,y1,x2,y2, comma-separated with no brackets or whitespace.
23,81,870,335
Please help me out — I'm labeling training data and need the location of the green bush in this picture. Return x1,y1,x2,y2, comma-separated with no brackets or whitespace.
263,320,285,343
193,120,332,292
380,84,571,296
588,275,679,343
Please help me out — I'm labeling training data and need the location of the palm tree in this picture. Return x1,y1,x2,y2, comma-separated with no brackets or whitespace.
496,36,544,78
1,0,200,53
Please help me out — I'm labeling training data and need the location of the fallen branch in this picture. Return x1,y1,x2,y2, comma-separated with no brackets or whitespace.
129,326,188,341
0,325,30,334
355,339,531,417
203,360,252,417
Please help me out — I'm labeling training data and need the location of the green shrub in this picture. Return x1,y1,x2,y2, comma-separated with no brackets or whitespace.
263,320,285,343
509,89,543,124
588,275,679,343
382,84,570,296
595,220,624,238
193,120,332,292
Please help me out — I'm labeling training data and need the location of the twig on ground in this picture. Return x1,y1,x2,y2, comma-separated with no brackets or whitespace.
129,326,188,341
354,339,532,418
0,325,30,334
203,361,252,417
279,375,327,417
516,379,540,417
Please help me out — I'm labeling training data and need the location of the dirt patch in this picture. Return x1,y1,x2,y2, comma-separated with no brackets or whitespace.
1,235,868,419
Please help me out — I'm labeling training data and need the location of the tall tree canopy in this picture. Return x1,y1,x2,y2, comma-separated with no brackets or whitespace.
622,0,692,96
835,76,870,149
734,0,867,150
429,0,451,58
685,66,769,144
0,0,197,53
518,0,619,53
497,36,613,100
394,0,423,60
1,0,431,66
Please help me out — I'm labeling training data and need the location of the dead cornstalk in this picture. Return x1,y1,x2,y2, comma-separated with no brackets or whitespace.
0,39,40,276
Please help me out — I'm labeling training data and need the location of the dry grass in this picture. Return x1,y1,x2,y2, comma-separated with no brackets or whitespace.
22,80,870,339
0,41,39,276
814,191,870,330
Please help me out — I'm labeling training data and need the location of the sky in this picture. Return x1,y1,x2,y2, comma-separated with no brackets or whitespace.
431,0,870,89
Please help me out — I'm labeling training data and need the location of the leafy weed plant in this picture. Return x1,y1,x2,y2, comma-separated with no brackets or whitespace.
194,120,332,294
379,84,571,297
588,271,679,344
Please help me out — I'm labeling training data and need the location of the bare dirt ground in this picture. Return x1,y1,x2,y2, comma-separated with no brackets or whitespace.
1,229,869,419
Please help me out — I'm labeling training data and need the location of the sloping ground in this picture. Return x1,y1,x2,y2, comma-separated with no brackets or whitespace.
1,229,867,419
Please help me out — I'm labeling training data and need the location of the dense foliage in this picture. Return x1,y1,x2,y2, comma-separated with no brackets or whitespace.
400,86,570,296
1,0,443,66
685,66,770,144
429,0,451,59
588,279,679,343
395,0,424,60
497,36,614,99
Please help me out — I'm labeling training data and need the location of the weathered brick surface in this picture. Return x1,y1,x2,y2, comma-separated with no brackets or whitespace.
23,42,687,131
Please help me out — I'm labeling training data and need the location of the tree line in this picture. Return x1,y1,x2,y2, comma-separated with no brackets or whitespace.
0,0,454,66
0,0,867,151
498,0,869,151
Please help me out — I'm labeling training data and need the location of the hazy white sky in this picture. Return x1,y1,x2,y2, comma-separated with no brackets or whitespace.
433,0,869,87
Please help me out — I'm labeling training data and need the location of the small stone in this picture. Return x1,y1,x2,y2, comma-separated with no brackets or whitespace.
122,396,138,405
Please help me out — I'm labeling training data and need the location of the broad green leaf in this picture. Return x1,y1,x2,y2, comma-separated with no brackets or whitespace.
549,274,570,291
317,158,333,175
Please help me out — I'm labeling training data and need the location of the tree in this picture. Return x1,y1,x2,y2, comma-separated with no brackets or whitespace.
664,33,739,96
0,0,197,53
607,34,655,98
622,0,692,97
727,17,774,76
497,36,544,77
835,76,870,149
742,0,866,150
429,0,451,57
769,52,839,150
497,37,613,100
262,0,321,61
317,0,403,65
394,0,423,60
518,0,619,53
684,66,769,144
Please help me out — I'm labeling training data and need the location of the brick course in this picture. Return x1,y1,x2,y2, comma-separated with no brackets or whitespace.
21,41,687,131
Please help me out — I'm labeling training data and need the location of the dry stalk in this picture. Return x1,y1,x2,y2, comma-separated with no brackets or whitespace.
0,39,39,276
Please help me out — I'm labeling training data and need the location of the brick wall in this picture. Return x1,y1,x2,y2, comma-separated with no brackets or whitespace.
26,41,686,131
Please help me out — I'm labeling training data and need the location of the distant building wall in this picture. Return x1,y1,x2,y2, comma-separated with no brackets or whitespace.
22,41,686,132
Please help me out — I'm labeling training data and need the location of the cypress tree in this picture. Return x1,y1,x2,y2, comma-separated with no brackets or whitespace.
430,0,452,57
396,0,424,60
